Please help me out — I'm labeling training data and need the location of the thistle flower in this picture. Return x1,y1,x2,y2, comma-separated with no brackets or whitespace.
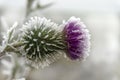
62,17,90,60
21,17,65,68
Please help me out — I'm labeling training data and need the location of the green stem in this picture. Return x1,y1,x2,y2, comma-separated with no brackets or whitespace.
0,42,24,58
4,42,24,52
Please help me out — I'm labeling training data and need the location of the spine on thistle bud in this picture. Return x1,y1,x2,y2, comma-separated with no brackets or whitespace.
20,17,66,69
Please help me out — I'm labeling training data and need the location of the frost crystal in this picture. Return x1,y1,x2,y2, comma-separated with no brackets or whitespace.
21,17,65,69
62,16,90,60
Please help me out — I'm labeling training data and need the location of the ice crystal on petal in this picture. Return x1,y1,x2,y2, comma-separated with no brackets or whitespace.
63,16,90,60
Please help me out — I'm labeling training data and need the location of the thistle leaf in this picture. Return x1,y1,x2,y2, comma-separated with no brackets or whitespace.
6,22,18,43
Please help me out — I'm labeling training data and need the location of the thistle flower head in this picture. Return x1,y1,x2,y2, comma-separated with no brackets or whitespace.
21,17,65,69
62,17,90,61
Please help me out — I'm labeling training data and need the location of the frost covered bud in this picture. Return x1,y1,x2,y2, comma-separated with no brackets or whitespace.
62,17,90,60
21,17,65,68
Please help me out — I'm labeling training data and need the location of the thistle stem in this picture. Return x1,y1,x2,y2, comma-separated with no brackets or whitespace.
5,42,24,52
0,42,24,58
9,54,19,80
26,0,35,17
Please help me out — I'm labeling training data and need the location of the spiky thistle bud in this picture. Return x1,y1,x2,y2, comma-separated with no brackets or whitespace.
62,17,90,61
21,17,65,68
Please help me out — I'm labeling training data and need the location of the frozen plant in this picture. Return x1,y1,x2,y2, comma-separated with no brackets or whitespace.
0,16,90,80
62,17,90,60
0,0,91,80
20,17,65,69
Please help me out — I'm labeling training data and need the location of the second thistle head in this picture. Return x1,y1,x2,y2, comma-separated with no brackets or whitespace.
62,17,90,61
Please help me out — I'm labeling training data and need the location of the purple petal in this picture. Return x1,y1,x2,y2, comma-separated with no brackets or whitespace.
63,17,90,60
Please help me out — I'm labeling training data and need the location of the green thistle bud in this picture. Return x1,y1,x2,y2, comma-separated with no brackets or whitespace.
21,17,65,69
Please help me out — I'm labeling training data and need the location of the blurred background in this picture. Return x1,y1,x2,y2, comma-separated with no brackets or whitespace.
0,0,120,80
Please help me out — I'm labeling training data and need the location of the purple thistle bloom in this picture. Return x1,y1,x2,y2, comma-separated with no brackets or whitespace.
63,17,90,60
